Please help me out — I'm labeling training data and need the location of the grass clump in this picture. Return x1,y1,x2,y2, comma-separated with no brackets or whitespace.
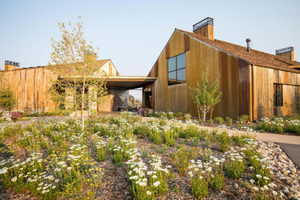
172,147,198,175
216,132,231,152
209,172,225,191
224,160,245,179
191,176,209,200
214,116,224,124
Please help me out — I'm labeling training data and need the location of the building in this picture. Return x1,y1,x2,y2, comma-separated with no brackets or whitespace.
0,59,155,113
144,17,300,120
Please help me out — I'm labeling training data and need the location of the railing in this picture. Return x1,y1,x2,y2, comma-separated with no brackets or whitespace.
275,47,294,55
193,17,214,32
5,60,19,67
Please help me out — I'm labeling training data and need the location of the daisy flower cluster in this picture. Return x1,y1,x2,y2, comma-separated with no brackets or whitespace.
188,155,225,178
125,148,170,200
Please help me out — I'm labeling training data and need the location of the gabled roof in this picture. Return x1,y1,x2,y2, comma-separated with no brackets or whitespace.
178,29,300,72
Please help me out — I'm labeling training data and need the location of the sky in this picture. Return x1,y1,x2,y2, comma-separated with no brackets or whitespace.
0,0,300,98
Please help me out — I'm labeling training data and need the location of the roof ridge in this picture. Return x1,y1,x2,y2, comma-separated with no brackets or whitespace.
1,59,112,72
176,28,300,73
214,39,297,65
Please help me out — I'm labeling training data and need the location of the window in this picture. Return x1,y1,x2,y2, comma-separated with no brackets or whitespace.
274,83,283,107
168,53,186,85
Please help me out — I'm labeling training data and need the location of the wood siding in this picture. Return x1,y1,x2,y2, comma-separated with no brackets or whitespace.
252,66,300,119
0,60,123,112
150,30,251,119
0,67,58,112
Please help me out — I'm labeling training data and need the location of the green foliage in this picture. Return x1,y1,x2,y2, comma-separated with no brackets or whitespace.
179,125,200,138
231,135,250,146
191,176,209,200
183,113,192,121
216,132,230,152
225,117,233,126
209,172,225,191
149,129,163,144
256,118,285,133
163,129,176,146
192,76,222,122
133,125,152,137
239,115,250,124
224,160,245,179
214,116,224,124
172,147,198,175
0,88,16,111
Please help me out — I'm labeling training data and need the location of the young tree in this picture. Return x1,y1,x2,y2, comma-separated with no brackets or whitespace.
192,76,222,122
49,20,107,130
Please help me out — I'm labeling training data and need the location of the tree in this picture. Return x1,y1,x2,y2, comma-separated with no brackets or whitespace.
192,76,222,122
49,19,107,130
0,88,16,111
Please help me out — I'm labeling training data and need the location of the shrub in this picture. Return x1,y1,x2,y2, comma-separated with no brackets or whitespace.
149,129,163,144
231,135,249,146
224,160,245,179
94,141,108,161
163,129,176,146
172,147,198,175
191,176,209,200
225,117,233,126
179,125,199,138
184,113,192,121
285,120,300,135
239,115,249,124
133,125,152,137
209,172,225,191
0,89,16,111
10,112,22,121
214,117,224,124
256,118,284,133
216,132,230,152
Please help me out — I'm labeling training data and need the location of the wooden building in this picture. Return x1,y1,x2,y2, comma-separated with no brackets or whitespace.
0,59,155,113
144,17,300,120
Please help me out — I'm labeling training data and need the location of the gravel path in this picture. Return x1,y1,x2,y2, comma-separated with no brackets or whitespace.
197,125,300,169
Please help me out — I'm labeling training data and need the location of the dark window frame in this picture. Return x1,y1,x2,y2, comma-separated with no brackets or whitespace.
274,83,283,107
167,52,186,85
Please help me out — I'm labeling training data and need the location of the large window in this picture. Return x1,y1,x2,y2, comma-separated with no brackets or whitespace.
168,53,186,85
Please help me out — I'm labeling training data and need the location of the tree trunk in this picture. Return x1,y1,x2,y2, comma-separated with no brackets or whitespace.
202,110,206,122
197,105,201,121
210,107,214,120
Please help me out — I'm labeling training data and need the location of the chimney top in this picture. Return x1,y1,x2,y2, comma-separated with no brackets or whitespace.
193,17,214,40
5,60,19,67
246,38,251,52
275,47,295,61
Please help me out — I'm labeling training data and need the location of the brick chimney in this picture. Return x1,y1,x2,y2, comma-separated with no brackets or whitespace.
4,60,19,71
193,17,214,40
275,47,295,61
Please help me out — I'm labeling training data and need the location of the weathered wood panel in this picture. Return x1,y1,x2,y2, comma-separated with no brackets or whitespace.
150,30,251,119
253,65,300,119
0,67,58,112
168,84,188,112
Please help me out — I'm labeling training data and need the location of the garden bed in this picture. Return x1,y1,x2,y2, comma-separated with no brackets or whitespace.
0,113,299,199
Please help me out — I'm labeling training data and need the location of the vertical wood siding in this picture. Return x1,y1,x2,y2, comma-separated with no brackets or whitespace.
253,66,300,119
0,67,58,112
150,30,252,119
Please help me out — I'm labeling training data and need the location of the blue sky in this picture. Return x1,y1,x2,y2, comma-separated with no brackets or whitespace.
0,0,299,77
